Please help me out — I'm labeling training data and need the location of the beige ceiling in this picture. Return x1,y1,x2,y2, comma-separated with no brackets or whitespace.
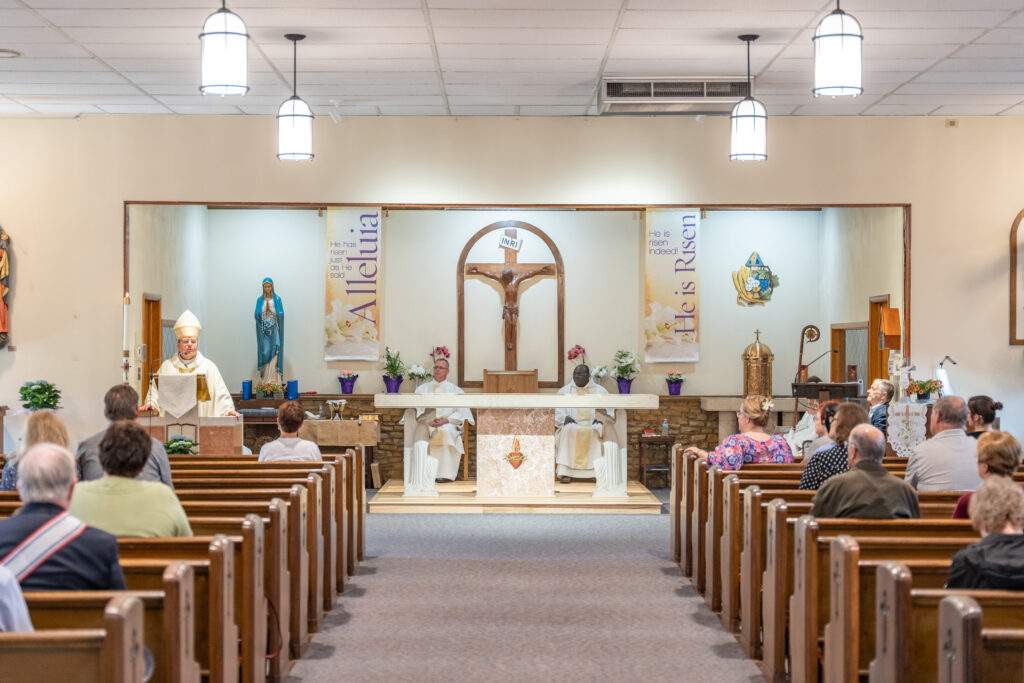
1,0,1023,117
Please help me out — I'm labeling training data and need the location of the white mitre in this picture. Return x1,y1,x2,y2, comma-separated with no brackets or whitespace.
174,309,202,339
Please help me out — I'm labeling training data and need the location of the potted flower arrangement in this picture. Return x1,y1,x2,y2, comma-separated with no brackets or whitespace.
19,380,61,411
665,372,685,396
611,350,640,394
408,363,431,386
432,345,450,363
591,365,610,384
165,435,197,455
382,346,406,393
254,381,283,399
567,344,587,365
907,378,942,403
338,371,358,395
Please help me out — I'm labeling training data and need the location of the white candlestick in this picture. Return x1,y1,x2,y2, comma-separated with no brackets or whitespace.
122,300,129,352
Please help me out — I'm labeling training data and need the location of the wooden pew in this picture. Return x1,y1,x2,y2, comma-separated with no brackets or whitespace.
938,596,1024,683
669,445,684,564
117,526,266,683
0,594,146,683
824,537,952,683
789,518,977,683
869,563,1024,682
120,556,237,683
24,561,200,683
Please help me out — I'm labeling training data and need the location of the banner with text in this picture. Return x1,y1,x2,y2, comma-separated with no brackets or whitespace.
325,207,383,361
643,209,700,363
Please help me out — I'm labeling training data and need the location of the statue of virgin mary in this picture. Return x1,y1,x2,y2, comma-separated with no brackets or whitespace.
256,277,285,383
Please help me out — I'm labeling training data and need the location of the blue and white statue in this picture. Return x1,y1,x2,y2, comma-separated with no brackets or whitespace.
256,277,285,383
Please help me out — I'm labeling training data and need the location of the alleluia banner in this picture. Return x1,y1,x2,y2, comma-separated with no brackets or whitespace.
325,207,383,361
643,209,700,363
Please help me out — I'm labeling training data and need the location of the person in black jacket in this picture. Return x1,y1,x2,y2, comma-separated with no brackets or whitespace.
947,476,1024,590
0,443,125,591
867,379,894,437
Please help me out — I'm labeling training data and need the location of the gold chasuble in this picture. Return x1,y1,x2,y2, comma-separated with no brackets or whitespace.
571,386,597,469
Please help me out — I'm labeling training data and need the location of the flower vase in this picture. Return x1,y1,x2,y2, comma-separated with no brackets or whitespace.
616,377,633,394
339,376,358,394
383,375,403,394
666,379,683,396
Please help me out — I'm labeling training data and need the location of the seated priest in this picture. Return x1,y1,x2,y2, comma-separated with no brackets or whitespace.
408,357,473,484
554,363,618,484
142,309,239,417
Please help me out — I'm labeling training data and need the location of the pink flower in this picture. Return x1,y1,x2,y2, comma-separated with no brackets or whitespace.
567,344,586,361
432,345,450,360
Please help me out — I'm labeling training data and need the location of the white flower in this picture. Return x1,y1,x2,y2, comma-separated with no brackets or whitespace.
643,302,677,344
324,300,378,346
591,365,610,379
744,275,761,293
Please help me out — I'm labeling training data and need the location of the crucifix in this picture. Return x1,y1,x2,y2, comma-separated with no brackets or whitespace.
464,228,557,371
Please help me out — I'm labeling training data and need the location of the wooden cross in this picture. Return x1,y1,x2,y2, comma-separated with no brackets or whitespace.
464,228,557,371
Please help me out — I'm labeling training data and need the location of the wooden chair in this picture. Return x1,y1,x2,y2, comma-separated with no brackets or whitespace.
938,596,1024,683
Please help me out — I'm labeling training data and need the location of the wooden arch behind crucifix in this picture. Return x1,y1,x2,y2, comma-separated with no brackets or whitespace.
457,220,565,389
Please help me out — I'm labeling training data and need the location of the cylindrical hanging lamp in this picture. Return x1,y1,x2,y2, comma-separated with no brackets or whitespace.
813,1,863,97
730,34,767,162
199,0,248,96
278,34,314,161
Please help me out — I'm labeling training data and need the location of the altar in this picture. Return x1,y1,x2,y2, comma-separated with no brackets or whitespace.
370,392,663,515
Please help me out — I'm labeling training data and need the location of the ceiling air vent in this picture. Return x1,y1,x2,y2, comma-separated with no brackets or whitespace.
601,78,750,115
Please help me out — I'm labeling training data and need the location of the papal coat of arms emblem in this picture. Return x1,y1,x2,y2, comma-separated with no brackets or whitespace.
731,251,780,307
506,437,526,470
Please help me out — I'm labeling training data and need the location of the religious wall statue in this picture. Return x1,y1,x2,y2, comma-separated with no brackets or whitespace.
732,251,780,307
256,277,285,383
0,228,10,349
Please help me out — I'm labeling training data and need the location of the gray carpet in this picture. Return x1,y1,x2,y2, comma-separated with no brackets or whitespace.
288,511,763,682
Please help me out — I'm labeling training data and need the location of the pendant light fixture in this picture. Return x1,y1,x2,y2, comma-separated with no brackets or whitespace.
730,35,767,162
812,1,863,97
199,0,248,96
278,34,314,161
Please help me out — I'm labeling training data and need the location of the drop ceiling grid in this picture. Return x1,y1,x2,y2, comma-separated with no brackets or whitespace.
0,1,1018,116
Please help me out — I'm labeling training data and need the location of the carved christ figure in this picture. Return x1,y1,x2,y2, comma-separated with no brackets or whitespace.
465,262,556,369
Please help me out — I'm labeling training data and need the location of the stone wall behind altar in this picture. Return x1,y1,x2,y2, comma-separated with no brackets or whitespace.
270,394,719,485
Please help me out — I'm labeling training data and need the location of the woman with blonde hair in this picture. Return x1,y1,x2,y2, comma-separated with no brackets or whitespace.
685,395,793,472
952,431,1022,519
0,410,71,490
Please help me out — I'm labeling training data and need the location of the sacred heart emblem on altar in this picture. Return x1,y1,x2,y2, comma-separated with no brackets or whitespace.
732,251,780,307
506,437,526,470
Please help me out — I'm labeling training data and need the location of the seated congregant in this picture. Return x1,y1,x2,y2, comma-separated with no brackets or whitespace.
799,402,868,490
812,424,920,519
686,395,793,472
905,395,981,492
410,356,473,484
0,410,71,491
967,395,1003,439
804,399,838,458
259,400,322,463
76,384,172,487
554,363,617,483
953,431,1022,519
0,444,125,591
947,476,1024,590
70,421,192,538
867,379,894,436
0,565,32,632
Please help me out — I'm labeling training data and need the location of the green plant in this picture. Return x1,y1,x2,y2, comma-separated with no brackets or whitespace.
19,380,61,411
908,378,942,396
666,372,684,382
164,436,197,455
255,382,283,398
611,350,640,380
383,347,406,378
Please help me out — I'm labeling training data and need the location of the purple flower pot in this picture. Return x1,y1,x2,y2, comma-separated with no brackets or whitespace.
616,377,633,394
339,376,358,394
666,379,683,396
383,375,403,394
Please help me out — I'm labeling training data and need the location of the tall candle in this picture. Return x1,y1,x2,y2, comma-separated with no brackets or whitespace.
122,294,130,352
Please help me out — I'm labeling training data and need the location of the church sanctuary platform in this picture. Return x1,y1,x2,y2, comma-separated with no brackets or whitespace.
369,478,664,515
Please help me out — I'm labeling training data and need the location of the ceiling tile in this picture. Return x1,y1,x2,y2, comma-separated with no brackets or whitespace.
853,10,1013,29
931,104,1010,114
450,104,517,114
249,27,430,44
438,44,606,59
519,105,589,115
97,103,170,113
430,9,617,28
862,103,937,115
620,10,815,29
434,27,610,44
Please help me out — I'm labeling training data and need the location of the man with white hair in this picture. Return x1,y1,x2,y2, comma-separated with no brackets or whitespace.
0,443,124,590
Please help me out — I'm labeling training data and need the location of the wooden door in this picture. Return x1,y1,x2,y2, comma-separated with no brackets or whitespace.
141,296,161,401
867,295,891,385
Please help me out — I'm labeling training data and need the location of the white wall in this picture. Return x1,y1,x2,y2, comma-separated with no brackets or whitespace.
0,114,1019,440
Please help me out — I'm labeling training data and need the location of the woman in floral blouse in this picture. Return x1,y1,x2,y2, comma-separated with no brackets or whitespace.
686,395,793,471
798,402,869,490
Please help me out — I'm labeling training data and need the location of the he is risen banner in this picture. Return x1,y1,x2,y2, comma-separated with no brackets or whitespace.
644,209,700,363
325,207,382,361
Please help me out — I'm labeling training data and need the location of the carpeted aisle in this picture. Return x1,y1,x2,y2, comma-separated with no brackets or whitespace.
288,512,763,682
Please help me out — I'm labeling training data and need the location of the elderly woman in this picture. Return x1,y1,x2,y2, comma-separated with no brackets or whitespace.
69,421,192,537
967,395,1003,439
799,403,869,490
686,395,793,472
952,431,1021,519
804,400,839,459
947,476,1024,589
0,410,71,491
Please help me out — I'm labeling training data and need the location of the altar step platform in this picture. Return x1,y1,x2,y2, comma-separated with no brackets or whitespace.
369,478,663,515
